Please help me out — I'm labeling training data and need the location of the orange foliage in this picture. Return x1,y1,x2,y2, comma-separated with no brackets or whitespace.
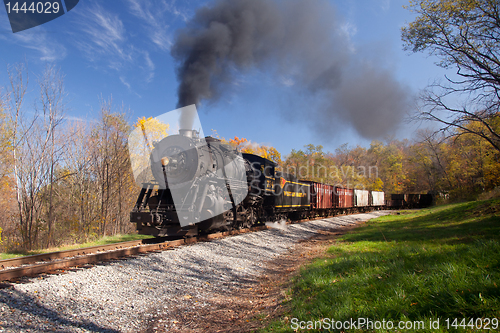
228,136,282,165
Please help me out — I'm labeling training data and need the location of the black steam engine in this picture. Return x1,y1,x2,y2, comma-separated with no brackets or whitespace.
130,130,310,237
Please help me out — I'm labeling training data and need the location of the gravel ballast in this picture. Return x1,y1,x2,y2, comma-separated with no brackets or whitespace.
0,212,390,332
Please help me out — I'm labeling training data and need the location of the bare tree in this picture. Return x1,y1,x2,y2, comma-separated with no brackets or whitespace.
37,65,66,247
6,63,66,250
402,0,500,152
64,120,99,242
90,98,134,237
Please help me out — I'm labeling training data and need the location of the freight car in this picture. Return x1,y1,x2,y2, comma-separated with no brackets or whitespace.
301,182,385,218
386,193,433,209
370,191,385,207
130,130,426,237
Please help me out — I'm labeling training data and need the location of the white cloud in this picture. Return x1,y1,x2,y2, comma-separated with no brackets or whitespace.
340,21,357,39
340,21,357,53
65,116,98,123
280,77,295,87
74,2,132,66
72,1,159,89
380,0,391,12
119,76,142,98
0,19,67,62
143,51,155,83
119,76,131,89
126,0,189,50
17,33,67,61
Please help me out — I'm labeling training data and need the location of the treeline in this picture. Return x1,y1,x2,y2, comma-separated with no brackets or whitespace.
0,64,137,252
229,120,500,200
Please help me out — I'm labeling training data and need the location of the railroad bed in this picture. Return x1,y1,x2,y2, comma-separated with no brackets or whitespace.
0,226,270,282
0,211,390,332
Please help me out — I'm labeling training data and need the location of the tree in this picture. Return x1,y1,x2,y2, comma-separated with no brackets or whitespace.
227,136,282,165
402,0,500,152
361,140,409,194
37,65,66,247
63,120,98,242
0,102,14,248
129,116,169,185
90,99,135,237
6,64,66,250
0,101,13,180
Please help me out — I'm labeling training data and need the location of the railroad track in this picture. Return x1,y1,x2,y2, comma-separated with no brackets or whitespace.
0,225,270,282
0,208,385,282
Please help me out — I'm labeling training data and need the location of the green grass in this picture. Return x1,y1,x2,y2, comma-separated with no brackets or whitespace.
262,199,500,332
0,233,154,260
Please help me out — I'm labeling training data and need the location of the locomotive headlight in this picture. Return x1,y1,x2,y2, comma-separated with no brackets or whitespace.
161,156,179,168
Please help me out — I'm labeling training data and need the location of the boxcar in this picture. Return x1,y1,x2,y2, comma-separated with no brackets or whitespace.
387,194,405,208
302,181,334,216
316,183,334,210
354,189,369,207
406,194,421,208
370,191,385,207
386,193,433,209
335,187,354,210
419,194,433,207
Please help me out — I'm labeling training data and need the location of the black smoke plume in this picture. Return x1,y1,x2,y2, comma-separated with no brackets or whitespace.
171,0,410,137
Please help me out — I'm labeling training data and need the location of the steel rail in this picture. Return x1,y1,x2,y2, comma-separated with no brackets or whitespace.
0,240,146,270
0,225,270,282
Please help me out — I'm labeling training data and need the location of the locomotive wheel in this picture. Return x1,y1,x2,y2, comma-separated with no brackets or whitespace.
223,209,235,230
247,207,257,227
236,205,252,230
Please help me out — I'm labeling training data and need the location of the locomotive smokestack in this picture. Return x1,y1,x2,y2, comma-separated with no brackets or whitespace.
179,105,197,132
171,0,411,139
179,129,193,138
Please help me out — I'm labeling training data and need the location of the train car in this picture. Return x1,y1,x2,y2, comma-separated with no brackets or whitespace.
406,194,421,208
273,171,311,218
370,191,385,208
387,194,405,208
242,153,311,221
302,181,334,217
354,189,369,208
335,186,354,213
386,193,433,209
419,194,433,207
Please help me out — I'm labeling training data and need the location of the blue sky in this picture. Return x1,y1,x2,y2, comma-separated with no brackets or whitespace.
0,0,451,156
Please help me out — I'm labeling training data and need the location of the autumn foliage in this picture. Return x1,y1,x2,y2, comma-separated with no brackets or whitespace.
280,124,499,201
227,136,282,165
1,61,498,253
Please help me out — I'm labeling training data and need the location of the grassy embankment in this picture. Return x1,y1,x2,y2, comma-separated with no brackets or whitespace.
263,199,500,332
0,233,154,260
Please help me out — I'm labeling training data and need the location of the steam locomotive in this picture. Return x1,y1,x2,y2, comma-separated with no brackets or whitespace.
130,129,312,237
130,130,426,237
